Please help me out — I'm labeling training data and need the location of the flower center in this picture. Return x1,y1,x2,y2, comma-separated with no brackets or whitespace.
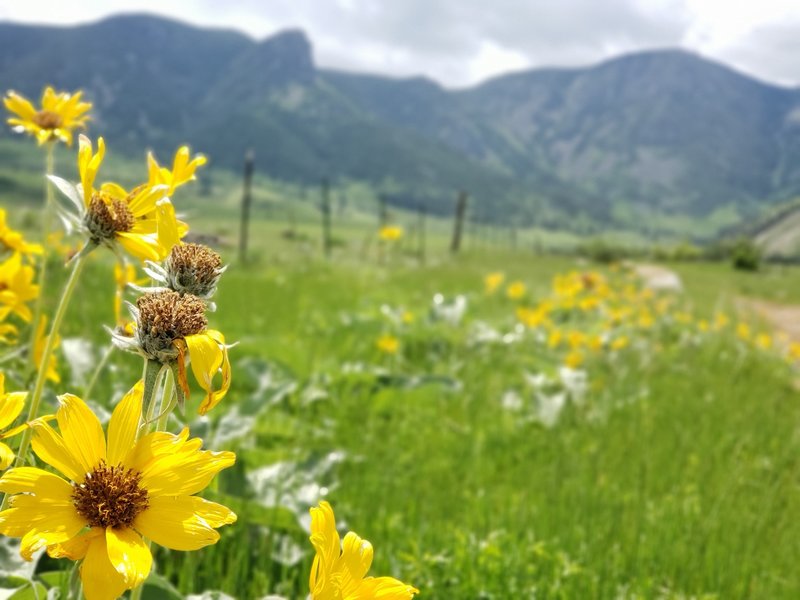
32,110,63,130
72,462,149,529
135,290,208,361
85,194,135,242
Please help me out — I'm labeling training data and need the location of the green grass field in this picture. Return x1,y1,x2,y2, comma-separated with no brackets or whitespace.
33,238,796,599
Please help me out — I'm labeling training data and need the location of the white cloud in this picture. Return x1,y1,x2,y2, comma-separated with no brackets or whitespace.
0,0,799,87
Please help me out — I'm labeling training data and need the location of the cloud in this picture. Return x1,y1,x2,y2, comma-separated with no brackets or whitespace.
1,0,799,87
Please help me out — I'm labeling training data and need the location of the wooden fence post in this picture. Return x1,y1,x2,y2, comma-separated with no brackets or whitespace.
450,190,468,254
238,149,255,264
321,177,332,258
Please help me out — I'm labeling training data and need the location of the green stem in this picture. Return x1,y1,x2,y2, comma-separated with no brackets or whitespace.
14,251,87,465
82,344,115,401
130,368,175,600
25,144,55,376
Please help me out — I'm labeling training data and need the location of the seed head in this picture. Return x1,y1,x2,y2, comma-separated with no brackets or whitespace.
135,290,207,362
164,243,224,298
85,194,134,243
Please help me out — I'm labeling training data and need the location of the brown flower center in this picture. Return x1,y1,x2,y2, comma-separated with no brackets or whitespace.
85,194,135,242
72,462,149,529
166,243,222,297
136,290,207,361
32,110,63,130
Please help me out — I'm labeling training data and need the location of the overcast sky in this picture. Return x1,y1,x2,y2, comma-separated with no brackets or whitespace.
1,0,799,88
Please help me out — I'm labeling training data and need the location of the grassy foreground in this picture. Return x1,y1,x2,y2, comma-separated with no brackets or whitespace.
39,243,799,599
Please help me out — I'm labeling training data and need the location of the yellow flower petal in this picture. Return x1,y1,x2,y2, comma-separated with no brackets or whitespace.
186,331,231,415
139,444,235,497
30,420,86,482
48,527,103,560
357,576,421,598
105,526,152,588
341,531,374,584
134,495,223,551
0,441,13,470
81,533,129,600
155,199,181,254
107,381,143,466
56,394,106,474
115,232,162,262
0,467,73,499
0,390,25,430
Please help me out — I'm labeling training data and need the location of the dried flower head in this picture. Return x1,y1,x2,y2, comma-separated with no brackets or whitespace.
162,243,225,299
134,291,207,362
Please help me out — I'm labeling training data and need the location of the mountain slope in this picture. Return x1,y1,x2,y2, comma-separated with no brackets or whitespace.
2,14,800,235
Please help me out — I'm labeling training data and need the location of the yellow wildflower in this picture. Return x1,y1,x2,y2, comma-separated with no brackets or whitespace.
0,308,17,344
506,281,526,300
0,209,42,258
564,350,584,369
697,319,709,332
33,317,60,383
4,86,91,145
147,146,207,195
516,306,548,328
713,312,730,331
309,501,418,600
610,336,629,351
112,291,231,415
0,387,236,600
379,225,404,242
0,373,27,468
401,310,414,324
736,322,751,341
547,329,563,349
0,253,39,322
377,333,400,355
755,333,772,350
484,272,504,294
787,342,800,362
75,136,183,261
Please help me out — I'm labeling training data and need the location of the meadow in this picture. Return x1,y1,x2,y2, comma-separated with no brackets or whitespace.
28,225,798,599
1,127,800,599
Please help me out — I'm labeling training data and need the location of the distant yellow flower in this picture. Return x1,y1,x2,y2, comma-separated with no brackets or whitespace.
147,146,207,195
0,387,236,600
33,317,60,383
788,342,800,362
697,319,709,332
516,306,547,328
377,333,400,354
401,310,414,324
713,312,730,331
309,501,418,600
547,329,562,349
0,308,17,344
378,225,404,242
0,253,39,322
755,333,772,350
0,373,27,468
4,87,91,145
0,209,42,258
506,281,526,300
736,322,751,341
564,350,584,369
610,336,629,351
586,334,603,352
567,330,585,350
637,311,654,329
484,272,505,294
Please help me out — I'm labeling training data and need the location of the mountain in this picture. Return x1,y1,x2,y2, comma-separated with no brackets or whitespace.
2,13,800,236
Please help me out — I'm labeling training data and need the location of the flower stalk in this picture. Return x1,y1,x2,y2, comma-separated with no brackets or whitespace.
9,249,87,473
24,142,55,376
